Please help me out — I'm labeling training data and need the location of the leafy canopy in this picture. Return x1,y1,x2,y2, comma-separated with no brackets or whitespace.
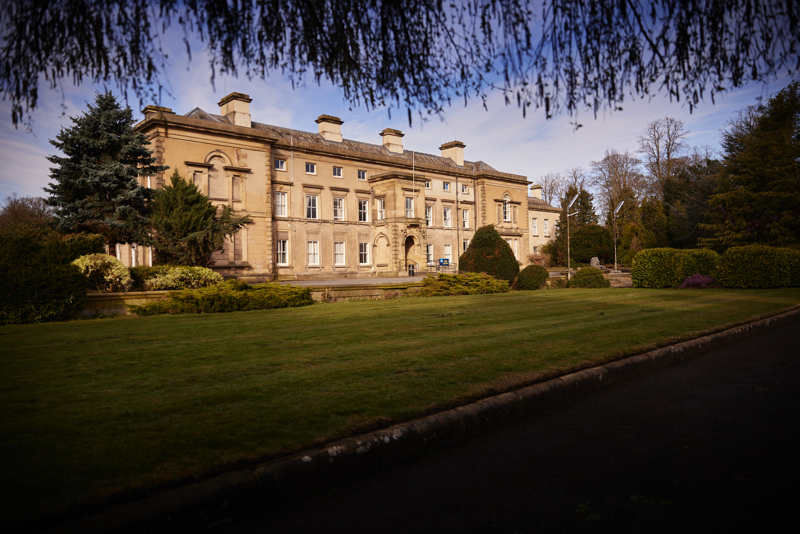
44,92,166,246
149,171,250,266
459,225,520,283
3,1,798,127
700,81,800,250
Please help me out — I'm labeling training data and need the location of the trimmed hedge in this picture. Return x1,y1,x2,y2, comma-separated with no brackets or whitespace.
417,273,510,296
631,248,720,288
143,266,223,290
717,245,800,288
458,225,520,283
129,280,313,315
515,264,549,290
566,266,610,288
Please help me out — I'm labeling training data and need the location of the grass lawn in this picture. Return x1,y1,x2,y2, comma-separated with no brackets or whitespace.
2,288,799,525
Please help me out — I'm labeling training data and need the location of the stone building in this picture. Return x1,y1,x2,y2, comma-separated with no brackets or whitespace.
128,92,550,281
527,186,561,256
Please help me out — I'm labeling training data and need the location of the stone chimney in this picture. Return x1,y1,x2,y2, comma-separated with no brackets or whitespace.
439,140,465,166
141,105,173,120
316,115,344,143
380,128,404,154
218,92,252,128
530,185,542,199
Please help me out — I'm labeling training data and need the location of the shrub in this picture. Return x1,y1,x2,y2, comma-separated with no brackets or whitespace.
679,274,717,289
417,273,509,296
571,224,614,263
129,265,171,291
716,245,800,288
0,226,101,324
143,266,224,290
515,265,549,290
458,225,520,283
566,266,610,288
129,280,313,315
72,254,133,292
631,248,721,288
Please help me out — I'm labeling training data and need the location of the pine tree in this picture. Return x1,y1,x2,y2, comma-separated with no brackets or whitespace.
149,172,251,266
700,81,800,250
549,186,598,265
45,92,166,249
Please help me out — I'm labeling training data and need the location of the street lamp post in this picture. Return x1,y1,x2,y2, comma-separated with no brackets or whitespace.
613,200,625,273
566,193,579,280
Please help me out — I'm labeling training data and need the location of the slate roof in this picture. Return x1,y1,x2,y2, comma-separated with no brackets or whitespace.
184,107,498,173
528,196,560,211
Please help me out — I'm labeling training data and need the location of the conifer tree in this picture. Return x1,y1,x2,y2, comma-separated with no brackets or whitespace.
548,186,597,265
45,92,166,249
700,81,800,250
149,172,250,266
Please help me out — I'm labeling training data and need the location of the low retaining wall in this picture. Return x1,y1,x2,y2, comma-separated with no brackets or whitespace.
83,282,425,315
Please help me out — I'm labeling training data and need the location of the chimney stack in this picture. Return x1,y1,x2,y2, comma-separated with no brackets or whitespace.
530,185,542,199
316,115,344,143
380,128,405,154
439,140,465,166
218,92,252,128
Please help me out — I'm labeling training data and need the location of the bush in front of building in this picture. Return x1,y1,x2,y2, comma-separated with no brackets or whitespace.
458,225,520,283
142,266,224,290
128,280,313,315
418,273,510,296
72,254,133,292
716,245,800,288
515,265,549,290
566,266,610,288
631,248,720,288
0,226,104,324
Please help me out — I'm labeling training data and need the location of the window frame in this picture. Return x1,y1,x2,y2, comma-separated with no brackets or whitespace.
377,198,386,220
444,244,452,262
461,184,468,194
405,197,414,218
333,197,344,221
463,238,470,251
425,205,433,226
425,181,431,189
443,182,450,191
502,195,511,222
462,208,469,228
332,166,343,178
305,162,317,175
426,244,434,265
531,217,538,235
544,219,550,237
275,158,286,171
359,242,370,265
275,191,287,217
358,199,369,222
334,241,345,266
276,239,288,265
443,207,452,228
306,194,318,219
307,240,319,265
357,170,367,181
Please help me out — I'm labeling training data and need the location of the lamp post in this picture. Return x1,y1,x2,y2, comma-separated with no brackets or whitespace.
613,200,625,273
566,192,579,280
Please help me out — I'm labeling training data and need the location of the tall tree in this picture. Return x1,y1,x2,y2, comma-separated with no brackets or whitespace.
149,172,250,267
0,194,52,231
549,185,597,264
563,167,588,191
637,117,689,199
45,92,166,250
3,1,798,127
663,154,720,248
537,173,565,205
700,81,800,250
588,149,646,228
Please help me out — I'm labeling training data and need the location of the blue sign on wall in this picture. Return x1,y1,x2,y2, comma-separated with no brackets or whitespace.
439,258,450,266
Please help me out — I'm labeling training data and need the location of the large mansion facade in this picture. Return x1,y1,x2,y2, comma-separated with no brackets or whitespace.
125,92,559,280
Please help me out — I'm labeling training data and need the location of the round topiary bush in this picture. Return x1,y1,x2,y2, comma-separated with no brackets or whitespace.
458,225,520,283
515,264,549,290
72,253,133,292
567,266,610,288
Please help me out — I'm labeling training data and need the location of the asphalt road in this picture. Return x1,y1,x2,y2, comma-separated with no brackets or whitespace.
217,317,800,534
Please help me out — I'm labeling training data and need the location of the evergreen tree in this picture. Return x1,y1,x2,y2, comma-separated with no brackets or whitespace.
149,172,251,266
700,81,800,250
45,92,166,249
639,198,668,248
663,158,720,248
458,225,519,283
549,186,597,265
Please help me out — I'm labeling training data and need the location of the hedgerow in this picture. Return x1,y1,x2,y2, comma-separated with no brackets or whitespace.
716,245,800,288
143,266,223,290
129,280,313,315
72,254,133,292
631,248,720,288
417,273,509,296
566,266,610,288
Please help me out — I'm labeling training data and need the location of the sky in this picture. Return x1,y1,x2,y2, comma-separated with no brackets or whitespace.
0,33,792,203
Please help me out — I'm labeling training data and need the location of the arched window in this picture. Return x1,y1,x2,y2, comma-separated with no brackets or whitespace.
503,194,511,222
